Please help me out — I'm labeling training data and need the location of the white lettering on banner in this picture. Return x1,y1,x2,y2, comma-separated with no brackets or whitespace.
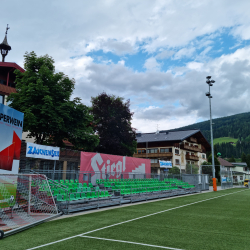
91,154,127,179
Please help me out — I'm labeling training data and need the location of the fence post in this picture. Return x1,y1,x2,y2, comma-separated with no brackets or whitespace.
28,175,32,215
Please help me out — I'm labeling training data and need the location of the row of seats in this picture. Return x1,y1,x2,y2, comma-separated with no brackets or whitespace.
56,191,112,202
121,186,179,195
97,178,162,184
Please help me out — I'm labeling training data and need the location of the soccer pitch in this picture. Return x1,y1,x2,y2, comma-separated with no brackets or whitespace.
1,188,249,250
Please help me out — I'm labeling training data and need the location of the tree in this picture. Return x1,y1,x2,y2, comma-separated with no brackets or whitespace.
228,156,236,162
241,152,247,163
186,164,199,174
168,166,180,174
91,92,136,156
246,154,250,168
8,51,99,151
207,154,221,181
201,161,213,176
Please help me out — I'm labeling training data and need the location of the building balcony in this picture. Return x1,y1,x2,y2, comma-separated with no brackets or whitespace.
186,155,199,161
133,152,173,158
151,163,160,168
180,144,202,153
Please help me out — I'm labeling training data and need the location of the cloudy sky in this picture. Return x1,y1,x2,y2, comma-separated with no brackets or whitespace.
2,0,250,132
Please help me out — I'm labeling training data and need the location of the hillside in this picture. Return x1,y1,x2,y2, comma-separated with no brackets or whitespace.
166,111,250,158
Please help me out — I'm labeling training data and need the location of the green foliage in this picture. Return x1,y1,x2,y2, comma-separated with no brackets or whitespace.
186,164,199,174
173,112,250,158
201,161,213,176
207,154,221,181
168,166,180,174
246,154,250,168
8,51,99,150
241,152,247,162
228,156,236,162
91,92,136,156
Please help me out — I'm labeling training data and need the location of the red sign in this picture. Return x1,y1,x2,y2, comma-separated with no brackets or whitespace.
80,152,150,180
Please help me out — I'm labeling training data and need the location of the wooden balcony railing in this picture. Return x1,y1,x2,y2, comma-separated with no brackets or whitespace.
186,155,199,161
180,144,202,152
133,152,173,158
189,137,197,143
151,163,160,168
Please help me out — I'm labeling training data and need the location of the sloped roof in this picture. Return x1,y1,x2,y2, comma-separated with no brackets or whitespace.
218,157,234,167
136,129,200,143
231,162,247,167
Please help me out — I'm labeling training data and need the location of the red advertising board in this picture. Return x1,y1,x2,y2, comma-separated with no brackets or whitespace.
80,152,150,181
0,104,24,174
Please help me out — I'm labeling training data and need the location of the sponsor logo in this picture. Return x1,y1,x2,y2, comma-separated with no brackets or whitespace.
91,154,126,179
0,113,23,127
27,146,59,158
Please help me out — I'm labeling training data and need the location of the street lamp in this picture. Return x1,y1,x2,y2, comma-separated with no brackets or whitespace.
205,76,216,180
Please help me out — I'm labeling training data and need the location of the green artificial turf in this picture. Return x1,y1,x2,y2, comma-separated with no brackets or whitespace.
1,188,249,250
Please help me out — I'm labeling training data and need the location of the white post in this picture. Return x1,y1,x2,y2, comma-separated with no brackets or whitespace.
28,175,32,215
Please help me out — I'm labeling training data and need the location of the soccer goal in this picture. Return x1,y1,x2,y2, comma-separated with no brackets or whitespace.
0,174,59,239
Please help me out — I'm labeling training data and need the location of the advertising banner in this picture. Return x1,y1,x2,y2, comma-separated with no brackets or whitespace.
221,177,227,183
159,160,172,168
0,104,24,174
26,142,60,160
80,152,150,181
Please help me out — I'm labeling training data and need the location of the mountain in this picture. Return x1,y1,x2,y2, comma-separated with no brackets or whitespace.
164,111,250,158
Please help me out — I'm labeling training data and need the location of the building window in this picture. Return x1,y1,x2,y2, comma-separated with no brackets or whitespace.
150,159,158,163
138,149,146,154
0,95,4,104
175,159,180,165
202,154,206,159
191,161,194,165
147,148,158,154
175,149,179,154
240,176,243,180
160,148,172,153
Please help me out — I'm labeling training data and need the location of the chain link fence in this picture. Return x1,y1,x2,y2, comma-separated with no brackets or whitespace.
220,166,233,190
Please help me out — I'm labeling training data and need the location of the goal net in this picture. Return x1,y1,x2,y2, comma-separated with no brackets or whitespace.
0,174,59,238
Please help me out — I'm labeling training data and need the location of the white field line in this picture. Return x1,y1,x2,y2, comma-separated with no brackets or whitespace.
27,189,248,250
80,235,184,250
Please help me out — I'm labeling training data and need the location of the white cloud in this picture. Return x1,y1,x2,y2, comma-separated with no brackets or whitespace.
156,50,175,60
144,57,160,71
173,47,196,60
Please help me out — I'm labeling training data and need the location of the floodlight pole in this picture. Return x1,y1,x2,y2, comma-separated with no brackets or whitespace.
206,76,215,179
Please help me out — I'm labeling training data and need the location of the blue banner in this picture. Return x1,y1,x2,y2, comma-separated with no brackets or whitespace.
159,160,172,168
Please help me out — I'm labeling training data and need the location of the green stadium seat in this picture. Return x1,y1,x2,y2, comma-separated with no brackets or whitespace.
81,193,87,199
75,192,81,200
105,191,112,197
56,194,63,202
75,179,79,183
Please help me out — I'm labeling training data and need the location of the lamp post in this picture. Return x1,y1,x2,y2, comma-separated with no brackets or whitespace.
205,76,216,180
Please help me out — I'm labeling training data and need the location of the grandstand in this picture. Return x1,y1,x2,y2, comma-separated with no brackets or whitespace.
46,177,196,214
